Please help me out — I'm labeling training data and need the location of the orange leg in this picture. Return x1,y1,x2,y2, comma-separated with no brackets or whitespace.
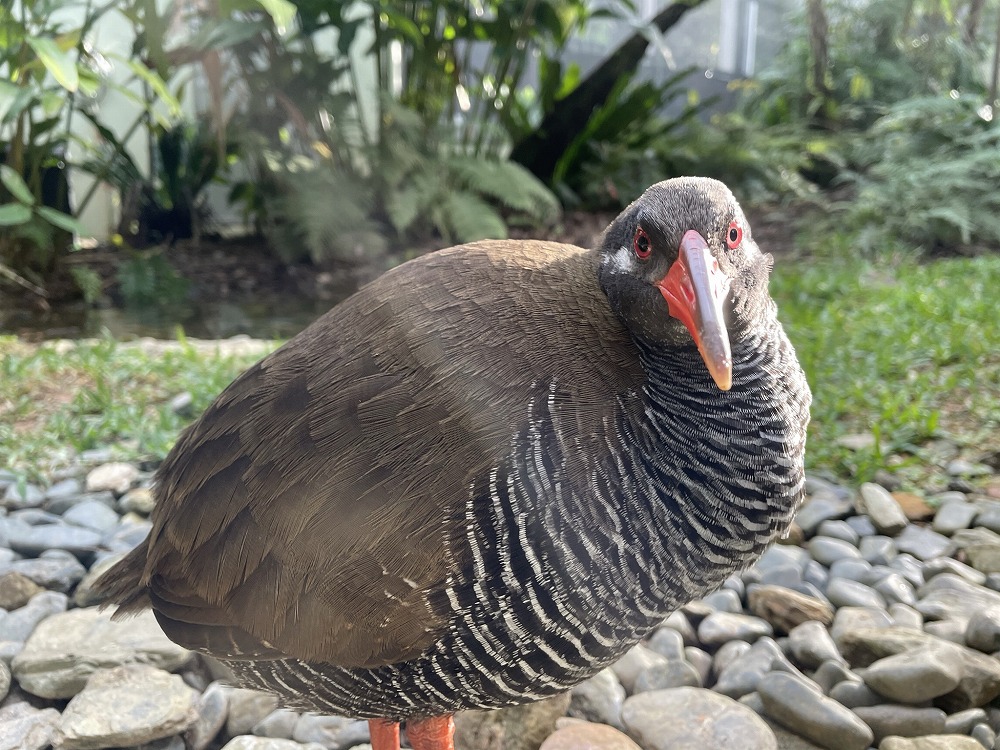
369,719,400,750
406,714,455,750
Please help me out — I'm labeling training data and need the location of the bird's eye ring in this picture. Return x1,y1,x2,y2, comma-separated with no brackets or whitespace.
726,221,743,249
633,228,651,260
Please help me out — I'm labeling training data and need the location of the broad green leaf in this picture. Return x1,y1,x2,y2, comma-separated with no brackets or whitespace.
0,81,36,124
37,206,86,235
186,18,266,52
0,166,35,205
0,203,32,226
40,90,66,117
122,57,181,116
255,0,296,34
27,37,79,92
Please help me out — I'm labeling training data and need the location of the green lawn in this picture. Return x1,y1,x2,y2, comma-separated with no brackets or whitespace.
772,254,1000,488
2,254,998,490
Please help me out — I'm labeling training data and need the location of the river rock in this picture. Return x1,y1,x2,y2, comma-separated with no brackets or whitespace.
697,612,773,646
3,551,86,592
757,672,873,750
61,500,119,534
874,574,916,606
633,658,702,692
56,665,198,749
714,637,786,699
3,482,44,510
795,495,854,537
292,714,370,748
811,659,858,693
888,603,923,630
964,544,1000,574
611,644,668,694
916,573,1000,623
858,483,908,535
826,578,887,609
964,610,1000,652
622,687,776,750
0,702,60,750
253,709,298,739
788,621,843,669
893,526,955,561
185,681,229,750
809,537,862,566
936,646,1000,711
220,738,327,750
828,681,884,708
85,462,139,494
72,552,124,607
851,705,946,744
12,606,191,698
830,607,893,644
932,501,978,536
540,721,642,750
454,693,570,750
226,688,280,737
1,518,102,560
0,571,43,609
860,644,962,703
892,491,935,522
1,590,67,642
570,668,626,729
878,737,985,750
923,557,986,585
119,486,156,515
889,554,925,587
748,585,834,632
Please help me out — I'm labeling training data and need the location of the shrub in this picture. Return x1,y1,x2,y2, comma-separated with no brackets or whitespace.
845,94,1000,254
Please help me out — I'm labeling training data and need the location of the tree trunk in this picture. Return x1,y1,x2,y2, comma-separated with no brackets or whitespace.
511,0,709,182
964,0,985,45
989,8,1000,104
805,0,830,122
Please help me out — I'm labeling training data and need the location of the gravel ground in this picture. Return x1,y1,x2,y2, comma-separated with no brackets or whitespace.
2,449,1000,750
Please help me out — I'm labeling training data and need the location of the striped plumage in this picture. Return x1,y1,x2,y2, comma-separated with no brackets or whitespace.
96,177,810,748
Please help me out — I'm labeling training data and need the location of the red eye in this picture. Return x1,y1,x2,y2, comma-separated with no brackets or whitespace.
726,221,743,249
633,228,651,260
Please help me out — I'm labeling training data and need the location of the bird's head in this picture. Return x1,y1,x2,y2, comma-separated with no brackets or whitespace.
598,177,774,391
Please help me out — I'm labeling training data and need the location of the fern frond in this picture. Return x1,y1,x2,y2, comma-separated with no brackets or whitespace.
267,166,385,264
441,192,508,244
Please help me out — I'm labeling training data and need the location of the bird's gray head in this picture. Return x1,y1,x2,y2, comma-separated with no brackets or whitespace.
598,177,774,391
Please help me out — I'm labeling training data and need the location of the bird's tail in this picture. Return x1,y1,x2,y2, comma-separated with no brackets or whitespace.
92,538,152,619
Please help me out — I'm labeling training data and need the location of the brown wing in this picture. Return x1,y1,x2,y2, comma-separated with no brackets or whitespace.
100,240,644,668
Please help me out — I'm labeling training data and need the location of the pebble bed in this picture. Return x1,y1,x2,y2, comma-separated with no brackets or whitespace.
2,449,1000,750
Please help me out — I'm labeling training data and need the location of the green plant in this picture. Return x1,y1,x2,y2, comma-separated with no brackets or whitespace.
214,0,576,255
550,70,706,209
771,252,1000,485
845,93,1000,254
674,113,842,204
381,102,559,244
0,0,105,290
257,158,386,265
87,117,236,246
0,335,276,481
744,0,990,131
117,250,189,307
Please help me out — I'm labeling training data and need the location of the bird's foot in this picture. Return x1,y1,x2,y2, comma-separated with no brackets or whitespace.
406,714,455,750
369,718,400,750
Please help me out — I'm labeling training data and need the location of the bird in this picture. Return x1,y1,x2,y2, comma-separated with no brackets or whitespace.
95,177,811,750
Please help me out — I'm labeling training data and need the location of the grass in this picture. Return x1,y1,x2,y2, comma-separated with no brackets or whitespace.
0,335,277,482
772,251,1000,489
1,251,998,491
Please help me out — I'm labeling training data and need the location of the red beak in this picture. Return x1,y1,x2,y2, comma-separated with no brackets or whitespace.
656,230,733,390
